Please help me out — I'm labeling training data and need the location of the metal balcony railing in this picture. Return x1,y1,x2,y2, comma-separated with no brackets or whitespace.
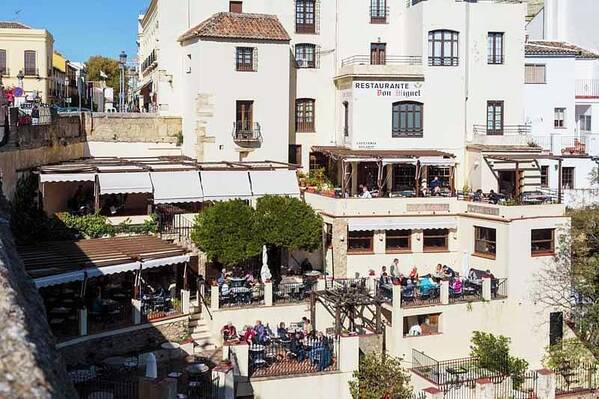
232,122,262,143
576,79,599,98
472,124,531,136
341,55,422,67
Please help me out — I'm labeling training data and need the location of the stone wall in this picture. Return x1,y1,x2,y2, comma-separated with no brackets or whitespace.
332,219,348,278
84,113,182,144
58,319,189,367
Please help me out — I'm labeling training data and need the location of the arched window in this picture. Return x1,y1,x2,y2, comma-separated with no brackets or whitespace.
392,101,423,137
428,30,459,66
296,98,315,132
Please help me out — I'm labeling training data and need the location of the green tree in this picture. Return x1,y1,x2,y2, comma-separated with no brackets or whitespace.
470,331,529,388
255,195,323,252
86,55,123,99
544,337,597,370
348,352,413,399
190,200,262,267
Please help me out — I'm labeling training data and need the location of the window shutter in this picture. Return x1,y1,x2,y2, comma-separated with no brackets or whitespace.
315,45,321,69
253,47,259,71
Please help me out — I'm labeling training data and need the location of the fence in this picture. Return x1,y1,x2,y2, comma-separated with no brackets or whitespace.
325,277,367,290
402,287,441,308
375,280,393,303
248,336,338,378
220,284,265,308
494,278,508,299
74,379,138,399
555,363,599,395
157,209,195,241
273,281,316,304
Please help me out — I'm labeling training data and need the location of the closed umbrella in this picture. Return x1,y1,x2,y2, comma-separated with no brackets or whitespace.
260,245,272,283
145,352,157,379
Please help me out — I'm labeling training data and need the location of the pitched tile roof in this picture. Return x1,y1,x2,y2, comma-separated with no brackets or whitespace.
179,12,290,43
0,21,32,29
526,41,599,59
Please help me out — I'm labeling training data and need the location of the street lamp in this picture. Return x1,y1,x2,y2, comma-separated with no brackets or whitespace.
119,51,127,112
64,77,69,107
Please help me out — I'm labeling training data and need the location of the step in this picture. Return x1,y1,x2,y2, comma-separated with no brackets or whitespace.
190,326,210,335
189,313,204,321
193,343,217,354
191,331,212,340
188,318,208,328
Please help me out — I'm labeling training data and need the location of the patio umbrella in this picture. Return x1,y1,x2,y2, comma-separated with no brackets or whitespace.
260,245,272,283
461,250,470,278
145,352,157,379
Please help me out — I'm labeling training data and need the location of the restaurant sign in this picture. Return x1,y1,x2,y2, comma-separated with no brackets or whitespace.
353,81,423,100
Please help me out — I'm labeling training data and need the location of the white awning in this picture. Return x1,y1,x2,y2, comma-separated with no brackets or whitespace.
348,217,457,231
98,173,153,195
34,271,85,288
86,262,141,278
419,157,456,167
342,158,378,163
151,171,203,204
249,170,300,197
200,170,252,201
143,255,190,270
382,158,418,166
40,173,96,183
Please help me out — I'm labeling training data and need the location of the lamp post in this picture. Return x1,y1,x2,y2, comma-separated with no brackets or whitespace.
64,77,69,107
119,51,127,112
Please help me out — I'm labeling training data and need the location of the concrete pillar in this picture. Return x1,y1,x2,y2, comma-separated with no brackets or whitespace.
316,276,326,291
391,284,403,357
339,334,360,373
212,363,235,399
222,345,230,361
79,308,88,336
475,378,493,399
392,283,402,307
181,289,190,314
233,343,250,377
536,369,556,399
211,284,220,311
482,277,491,301
132,298,142,325
423,387,443,399
264,281,273,307
439,280,449,305
550,133,561,155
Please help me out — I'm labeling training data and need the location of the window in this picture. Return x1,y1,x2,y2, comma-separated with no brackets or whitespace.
428,167,451,189
235,100,253,133
554,108,566,128
324,223,333,249
236,47,254,71
370,43,386,65
474,226,496,259
348,230,373,253
549,312,563,346
562,167,574,189
296,98,315,132
386,229,411,252
392,165,416,191
531,228,555,256
392,101,423,137
423,229,449,252
296,0,316,34
487,101,504,135
289,144,302,166
428,30,459,66
24,50,36,75
295,43,316,68
525,64,546,84
229,1,242,13
403,313,440,337
540,165,549,187
579,114,592,132
371,0,387,23
0,50,5,75
343,101,349,137
487,32,504,64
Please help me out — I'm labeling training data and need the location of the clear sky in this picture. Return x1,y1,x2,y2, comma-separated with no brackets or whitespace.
0,0,149,63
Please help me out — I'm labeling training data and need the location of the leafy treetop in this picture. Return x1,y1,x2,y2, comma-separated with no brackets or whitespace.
348,352,413,399
86,56,126,101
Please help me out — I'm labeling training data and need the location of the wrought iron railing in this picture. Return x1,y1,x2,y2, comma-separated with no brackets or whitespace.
232,121,262,143
448,281,482,304
401,286,441,308
493,278,508,299
273,281,316,304
555,363,599,395
472,124,531,136
375,280,393,303
220,283,264,308
325,277,367,290
248,336,338,377
341,55,422,67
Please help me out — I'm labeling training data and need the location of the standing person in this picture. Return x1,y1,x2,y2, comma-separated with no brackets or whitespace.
389,258,400,280
430,176,442,196
379,266,390,284
301,317,313,337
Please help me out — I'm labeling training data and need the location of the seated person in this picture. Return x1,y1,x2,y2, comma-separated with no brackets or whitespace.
443,265,456,279
473,189,483,202
221,322,238,342
419,276,438,296
277,322,289,340
429,176,442,196
302,317,313,337
244,271,256,286
289,332,306,361
242,325,256,344
217,269,226,286
254,320,268,344
308,332,332,371
409,266,419,281
488,189,499,204
450,278,463,294
379,266,390,285
408,323,422,336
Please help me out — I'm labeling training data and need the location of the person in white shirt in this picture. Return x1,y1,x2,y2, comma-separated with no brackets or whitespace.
408,323,422,336
360,185,372,199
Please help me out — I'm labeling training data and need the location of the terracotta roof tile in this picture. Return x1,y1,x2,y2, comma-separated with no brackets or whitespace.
526,41,599,59
0,21,32,29
179,12,290,42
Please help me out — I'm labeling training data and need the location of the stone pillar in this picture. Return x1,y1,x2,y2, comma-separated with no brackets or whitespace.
233,343,250,377
212,363,235,399
440,280,449,305
181,289,190,314
264,281,273,307
475,378,493,399
482,277,491,301
132,298,142,325
536,369,556,399
422,387,443,399
391,284,403,357
316,276,326,291
332,219,348,278
211,284,220,311
79,308,88,336
339,334,360,373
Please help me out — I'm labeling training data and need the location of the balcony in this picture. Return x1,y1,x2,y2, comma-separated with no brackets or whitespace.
370,6,390,23
232,121,262,147
576,79,599,99
337,55,423,79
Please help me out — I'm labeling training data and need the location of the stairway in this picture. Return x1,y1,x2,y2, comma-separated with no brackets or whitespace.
188,305,217,355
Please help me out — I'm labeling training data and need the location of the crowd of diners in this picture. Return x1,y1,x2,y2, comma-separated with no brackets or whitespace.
375,259,497,301
220,317,334,372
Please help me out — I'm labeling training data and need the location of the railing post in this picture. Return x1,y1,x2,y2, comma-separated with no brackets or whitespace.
132,298,142,325
211,284,220,311
79,307,88,336
233,343,249,377
316,276,326,291
264,281,273,307
391,284,404,357
482,277,491,301
536,369,556,399
212,362,235,399
440,280,449,305
181,289,190,314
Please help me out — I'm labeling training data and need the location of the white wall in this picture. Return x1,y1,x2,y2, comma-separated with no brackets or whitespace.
541,0,599,53
251,371,353,399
